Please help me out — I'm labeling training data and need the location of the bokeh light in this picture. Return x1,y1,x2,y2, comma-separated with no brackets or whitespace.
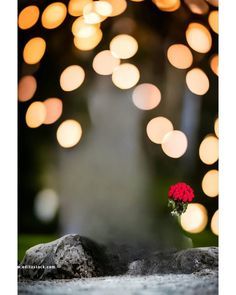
202,170,218,197
184,0,209,15
112,63,140,89
185,22,212,53
74,28,103,50
180,203,208,234
208,10,218,34
103,0,127,17
110,34,138,59
211,210,219,236
43,98,63,125
18,75,37,102
68,0,92,17
18,5,40,30
152,0,181,12
34,189,59,223
56,119,82,148
161,130,188,158
210,54,218,76
72,16,100,37
77,25,98,38
93,1,113,16
206,0,218,6
17,0,219,254
92,50,120,75
83,1,111,24
23,37,46,65
146,117,173,144
41,2,67,29
132,83,161,110
167,44,193,69
25,101,47,128
199,135,218,165
60,65,85,91
214,118,219,138
186,68,209,95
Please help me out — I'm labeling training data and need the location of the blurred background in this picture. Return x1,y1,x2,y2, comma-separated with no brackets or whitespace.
18,0,218,261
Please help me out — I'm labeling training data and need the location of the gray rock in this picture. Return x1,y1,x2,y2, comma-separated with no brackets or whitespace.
18,234,110,280
127,247,218,275
174,247,218,274
19,234,218,281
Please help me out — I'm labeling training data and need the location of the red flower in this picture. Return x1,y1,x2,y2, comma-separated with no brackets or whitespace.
168,182,194,203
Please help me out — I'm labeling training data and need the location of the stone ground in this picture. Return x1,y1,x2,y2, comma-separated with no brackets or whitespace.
18,272,218,295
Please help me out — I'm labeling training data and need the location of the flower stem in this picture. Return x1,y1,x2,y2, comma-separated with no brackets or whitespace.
168,199,189,216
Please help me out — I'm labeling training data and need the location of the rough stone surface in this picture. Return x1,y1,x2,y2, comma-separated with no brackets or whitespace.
127,247,218,275
18,234,110,280
19,234,218,283
174,247,218,274
18,272,218,295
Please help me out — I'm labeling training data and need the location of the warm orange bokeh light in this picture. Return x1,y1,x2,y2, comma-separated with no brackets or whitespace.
180,203,208,233
56,120,82,148
202,170,218,197
92,50,120,75
167,44,193,69
74,28,103,50
208,10,218,34
25,101,47,128
18,5,40,30
103,0,127,17
110,34,138,59
83,1,112,24
186,68,209,95
206,0,218,6
60,65,85,91
112,63,140,89
41,2,67,29
68,0,92,17
210,54,218,76
23,37,46,65
18,75,37,102
199,135,218,165
93,1,113,16
211,210,219,236
152,0,181,12
186,22,212,53
161,130,188,158
43,98,63,125
72,16,100,37
146,117,173,144
132,83,161,110
184,0,209,15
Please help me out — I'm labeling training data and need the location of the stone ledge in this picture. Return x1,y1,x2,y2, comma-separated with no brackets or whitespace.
18,234,218,280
